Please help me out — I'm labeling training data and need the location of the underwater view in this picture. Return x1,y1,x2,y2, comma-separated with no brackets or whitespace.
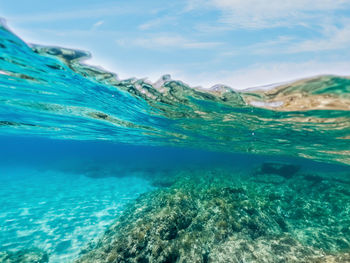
1,15,350,263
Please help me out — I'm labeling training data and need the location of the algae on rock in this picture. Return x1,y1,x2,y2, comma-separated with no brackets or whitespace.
77,166,350,263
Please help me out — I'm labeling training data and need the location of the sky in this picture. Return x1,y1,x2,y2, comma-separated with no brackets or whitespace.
1,0,350,89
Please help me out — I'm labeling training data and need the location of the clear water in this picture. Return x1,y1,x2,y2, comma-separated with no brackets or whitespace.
0,20,350,262
0,165,153,262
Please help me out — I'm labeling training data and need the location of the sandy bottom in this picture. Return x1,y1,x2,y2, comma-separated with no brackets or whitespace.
0,166,154,262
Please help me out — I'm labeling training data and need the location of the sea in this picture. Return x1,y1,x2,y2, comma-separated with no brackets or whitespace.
0,19,349,262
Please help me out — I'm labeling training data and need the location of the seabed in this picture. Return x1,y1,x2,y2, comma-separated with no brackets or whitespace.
0,20,350,263
2,160,349,263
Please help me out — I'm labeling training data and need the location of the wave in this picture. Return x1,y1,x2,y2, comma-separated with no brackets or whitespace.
0,20,349,165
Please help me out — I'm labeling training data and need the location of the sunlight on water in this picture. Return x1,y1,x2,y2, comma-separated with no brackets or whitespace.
0,21,349,165
0,166,153,262
0,20,349,263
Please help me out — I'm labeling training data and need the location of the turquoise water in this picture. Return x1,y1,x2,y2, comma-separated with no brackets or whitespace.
0,165,153,262
1,20,350,262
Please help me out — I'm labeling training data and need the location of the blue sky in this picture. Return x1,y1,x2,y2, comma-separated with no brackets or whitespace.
1,0,350,89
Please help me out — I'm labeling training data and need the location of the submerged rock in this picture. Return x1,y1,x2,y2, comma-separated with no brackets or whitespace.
0,248,48,263
256,162,300,179
76,168,350,263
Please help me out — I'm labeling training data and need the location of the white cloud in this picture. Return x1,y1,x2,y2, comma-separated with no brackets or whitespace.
139,19,162,30
221,36,295,56
174,60,350,89
229,22,350,55
215,20,350,57
287,23,350,53
6,5,139,23
188,0,350,29
185,0,209,12
116,35,222,49
139,16,176,30
91,20,104,30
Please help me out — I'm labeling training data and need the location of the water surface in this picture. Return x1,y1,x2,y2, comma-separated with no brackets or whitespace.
0,20,349,262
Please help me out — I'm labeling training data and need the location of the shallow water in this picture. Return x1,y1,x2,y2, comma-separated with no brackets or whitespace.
0,20,350,262
0,166,153,262
1,137,349,262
